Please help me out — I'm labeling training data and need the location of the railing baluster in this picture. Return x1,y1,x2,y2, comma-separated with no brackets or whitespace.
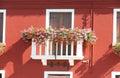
60,41,63,56
56,42,58,55
66,43,68,56
31,40,36,57
49,41,52,55
76,40,83,56
45,40,49,55
39,44,42,55
71,41,74,56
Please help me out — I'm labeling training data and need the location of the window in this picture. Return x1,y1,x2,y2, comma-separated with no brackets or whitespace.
113,9,120,44
46,9,74,55
112,71,120,78
0,70,5,78
44,71,73,78
46,9,74,29
0,10,6,43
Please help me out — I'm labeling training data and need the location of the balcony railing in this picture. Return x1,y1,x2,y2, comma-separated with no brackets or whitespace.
31,40,84,66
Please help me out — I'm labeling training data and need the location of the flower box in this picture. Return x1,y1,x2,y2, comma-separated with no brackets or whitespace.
21,26,97,45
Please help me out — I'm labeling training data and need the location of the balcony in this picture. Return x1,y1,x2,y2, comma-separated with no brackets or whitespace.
31,40,84,66
21,27,96,66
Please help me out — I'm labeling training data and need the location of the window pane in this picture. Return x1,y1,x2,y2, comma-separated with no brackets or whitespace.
0,74,1,78
0,13,3,42
116,75,120,78
50,12,72,29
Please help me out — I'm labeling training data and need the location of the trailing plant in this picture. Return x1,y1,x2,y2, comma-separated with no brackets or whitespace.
113,43,120,54
21,26,97,45
0,43,5,52
22,26,36,42
83,29,97,45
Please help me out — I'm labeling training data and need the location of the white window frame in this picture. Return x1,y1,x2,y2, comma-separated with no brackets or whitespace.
46,9,74,29
0,9,6,43
111,71,120,78
0,70,5,78
44,71,73,78
113,9,120,45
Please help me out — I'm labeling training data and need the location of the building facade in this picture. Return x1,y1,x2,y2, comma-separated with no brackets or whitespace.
0,0,120,78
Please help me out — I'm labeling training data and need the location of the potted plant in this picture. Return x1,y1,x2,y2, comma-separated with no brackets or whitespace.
22,26,36,42
83,29,97,46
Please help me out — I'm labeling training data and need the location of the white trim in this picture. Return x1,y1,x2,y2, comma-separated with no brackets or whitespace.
0,9,6,43
0,70,5,78
113,9,120,45
32,55,84,66
111,71,120,78
44,71,73,78
31,55,84,59
46,9,74,29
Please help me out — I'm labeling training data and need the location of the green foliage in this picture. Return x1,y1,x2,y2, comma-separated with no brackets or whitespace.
22,26,97,45
113,43,120,54
0,43,5,52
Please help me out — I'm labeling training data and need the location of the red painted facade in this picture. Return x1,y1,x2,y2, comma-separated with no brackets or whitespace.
0,0,120,78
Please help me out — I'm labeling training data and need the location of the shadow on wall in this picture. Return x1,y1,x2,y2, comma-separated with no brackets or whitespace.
0,38,43,78
75,46,120,78
82,14,89,29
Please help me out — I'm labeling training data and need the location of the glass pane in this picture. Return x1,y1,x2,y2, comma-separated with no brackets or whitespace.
116,75,120,78
48,74,70,78
0,13,3,42
50,12,72,29
0,73,2,78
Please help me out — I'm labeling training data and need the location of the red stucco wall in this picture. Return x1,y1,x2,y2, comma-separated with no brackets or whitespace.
0,0,120,78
